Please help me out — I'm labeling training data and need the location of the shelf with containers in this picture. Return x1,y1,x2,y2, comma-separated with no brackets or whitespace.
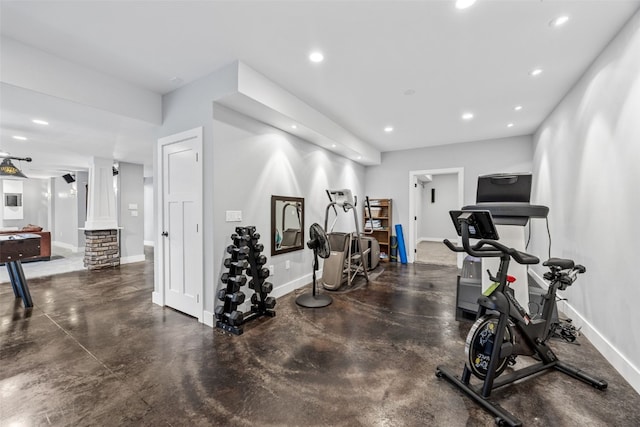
363,198,392,262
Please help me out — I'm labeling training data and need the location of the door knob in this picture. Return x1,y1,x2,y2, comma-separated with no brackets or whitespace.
161,231,169,237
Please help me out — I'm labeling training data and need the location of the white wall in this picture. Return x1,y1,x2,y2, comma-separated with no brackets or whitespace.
143,177,154,246
364,135,533,243
419,173,459,240
530,9,640,393
212,106,364,311
159,65,366,324
52,176,79,250
1,178,49,229
117,162,145,263
1,37,161,124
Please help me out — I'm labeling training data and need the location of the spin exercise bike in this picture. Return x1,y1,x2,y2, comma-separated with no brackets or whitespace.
435,210,607,426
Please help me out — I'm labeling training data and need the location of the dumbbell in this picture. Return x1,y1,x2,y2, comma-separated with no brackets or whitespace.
224,258,249,269
221,273,247,287
226,245,250,255
214,307,244,325
255,255,267,266
217,289,245,304
264,296,276,309
252,243,264,253
246,267,269,279
237,226,255,235
231,233,250,242
250,293,260,305
261,282,273,294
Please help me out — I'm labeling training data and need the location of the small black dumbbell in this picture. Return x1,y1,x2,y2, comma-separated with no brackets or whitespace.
224,258,249,269
231,233,250,242
256,255,267,266
247,267,269,279
217,289,227,301
221,273,247,287
227,291,245,304
264,296,276,309
250,293,260,305
253,243,264,253
214,306,244,325
261,282,273,294
226,245,250,255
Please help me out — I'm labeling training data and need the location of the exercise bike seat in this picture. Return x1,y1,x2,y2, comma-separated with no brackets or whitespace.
543,258,574,270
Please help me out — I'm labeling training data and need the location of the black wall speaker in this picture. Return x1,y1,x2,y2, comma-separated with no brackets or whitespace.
62,173,75,183
431,188,435,203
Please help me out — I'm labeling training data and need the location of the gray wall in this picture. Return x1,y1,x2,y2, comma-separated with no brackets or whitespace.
159,65,366,318
530,9,640,392
364,135,533,240
143,177,154,245
52,176,79,249
419,173,459,240
1,177,49,229
75,171,88,248
117,162,145,262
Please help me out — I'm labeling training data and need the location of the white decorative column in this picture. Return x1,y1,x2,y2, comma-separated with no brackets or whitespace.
83,157,120,270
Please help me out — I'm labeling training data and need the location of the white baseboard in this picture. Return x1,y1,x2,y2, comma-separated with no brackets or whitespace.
144,240,155,247
271,272,313,299
152,291,163,306
52,241,81,252
120,254,146,264
203,310,215,327
418,237,450,243
530,270,640,394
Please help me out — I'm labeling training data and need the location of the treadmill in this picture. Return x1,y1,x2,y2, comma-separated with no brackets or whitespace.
462,173,548,310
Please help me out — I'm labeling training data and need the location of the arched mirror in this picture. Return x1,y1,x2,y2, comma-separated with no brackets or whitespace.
271,195,304,255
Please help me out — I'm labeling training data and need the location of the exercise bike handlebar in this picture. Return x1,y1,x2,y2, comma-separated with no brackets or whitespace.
444,227,539,265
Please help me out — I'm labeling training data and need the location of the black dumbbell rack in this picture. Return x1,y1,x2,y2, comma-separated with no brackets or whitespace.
215,226,276,335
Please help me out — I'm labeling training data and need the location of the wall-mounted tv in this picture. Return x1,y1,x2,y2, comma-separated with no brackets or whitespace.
5,193,22,207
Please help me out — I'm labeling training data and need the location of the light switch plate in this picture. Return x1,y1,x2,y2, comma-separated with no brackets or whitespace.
225,210,242,222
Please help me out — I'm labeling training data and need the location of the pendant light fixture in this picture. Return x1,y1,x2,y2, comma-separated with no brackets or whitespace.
0,155,32,179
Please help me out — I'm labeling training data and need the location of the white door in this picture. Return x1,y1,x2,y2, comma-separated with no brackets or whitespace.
159,128,203,319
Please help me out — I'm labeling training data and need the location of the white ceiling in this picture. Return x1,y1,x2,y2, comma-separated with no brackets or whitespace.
1,0,639,177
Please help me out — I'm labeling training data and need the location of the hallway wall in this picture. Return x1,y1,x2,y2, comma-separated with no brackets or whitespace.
159,65,366,324
530,9,640,392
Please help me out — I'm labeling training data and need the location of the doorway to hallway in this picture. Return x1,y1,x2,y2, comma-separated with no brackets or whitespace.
408,168,463,265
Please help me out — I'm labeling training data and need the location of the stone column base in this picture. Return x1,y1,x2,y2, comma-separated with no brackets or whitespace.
84,229,120,270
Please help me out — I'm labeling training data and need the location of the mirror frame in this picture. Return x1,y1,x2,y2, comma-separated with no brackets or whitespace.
271,195,305,256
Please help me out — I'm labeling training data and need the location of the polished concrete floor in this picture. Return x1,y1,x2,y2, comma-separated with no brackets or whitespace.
2,252,640,426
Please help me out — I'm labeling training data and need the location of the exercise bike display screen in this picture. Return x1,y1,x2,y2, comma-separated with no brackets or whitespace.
449,210,500,240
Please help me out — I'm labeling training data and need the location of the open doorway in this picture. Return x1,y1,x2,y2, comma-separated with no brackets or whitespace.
408,168,463,265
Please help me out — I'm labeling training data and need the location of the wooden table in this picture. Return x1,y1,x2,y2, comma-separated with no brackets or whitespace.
1,233,41,308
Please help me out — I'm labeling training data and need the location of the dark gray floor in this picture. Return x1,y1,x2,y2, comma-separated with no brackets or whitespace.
2,252,639,426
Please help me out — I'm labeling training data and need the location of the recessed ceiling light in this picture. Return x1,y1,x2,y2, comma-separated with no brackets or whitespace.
455,0,477,10
32,119,49,125
514,105,523,111
291,124,297,129
462,112,474,121
309,51,324,63
550,16,569,28
357,156,362,160
530,68,544,77
507,123,515,128
331,144,337,148
384,126,394,133
12,136,27,141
